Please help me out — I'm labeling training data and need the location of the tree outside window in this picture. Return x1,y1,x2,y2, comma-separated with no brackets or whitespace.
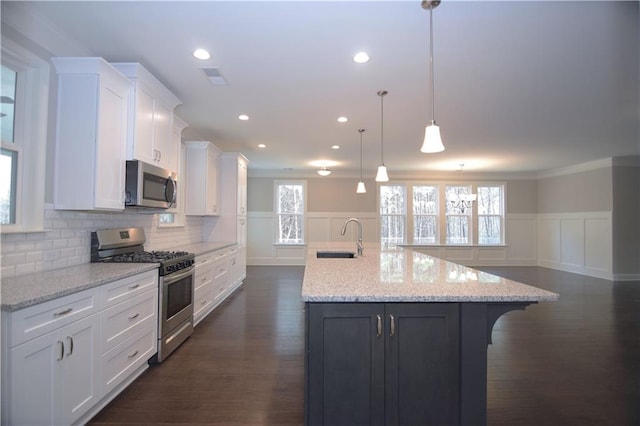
276,181,305,244
380,184,406,244
445,185,472,244
477,185,503,244
413,185,438,244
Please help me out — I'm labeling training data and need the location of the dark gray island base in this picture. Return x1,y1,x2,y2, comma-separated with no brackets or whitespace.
302,244,558,426
304,301,531,426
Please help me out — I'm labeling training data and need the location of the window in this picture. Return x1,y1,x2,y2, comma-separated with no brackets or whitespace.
477,185,503,244
378,182,505,245
380,184,406,244
413,185,438,244
275,181,305,244
1,66,18,225
1,37,49,232
445,185,472,244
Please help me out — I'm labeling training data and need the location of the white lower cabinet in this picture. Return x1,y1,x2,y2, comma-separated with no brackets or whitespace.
8,312,100,426
193,245,245,326
1,269,158,425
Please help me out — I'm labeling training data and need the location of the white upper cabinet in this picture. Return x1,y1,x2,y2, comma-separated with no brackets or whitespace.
111,63,182,172
51,57,131,211
184,141,221,216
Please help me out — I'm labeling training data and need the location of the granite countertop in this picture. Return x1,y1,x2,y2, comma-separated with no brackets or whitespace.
1,241,238,313
302,243,559,303
1,263,159,312
173,241,237,257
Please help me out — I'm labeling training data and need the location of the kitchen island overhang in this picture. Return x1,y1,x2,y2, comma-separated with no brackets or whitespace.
302,244,558,426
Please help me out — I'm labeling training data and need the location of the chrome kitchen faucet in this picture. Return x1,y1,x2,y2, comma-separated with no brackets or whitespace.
340,218,363,257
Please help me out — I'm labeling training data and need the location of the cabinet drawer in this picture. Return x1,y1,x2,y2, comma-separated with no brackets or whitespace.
195,252,216,269
100,289,157,354
7,287,99,347
101,325,156,396
194,267,213,290
100,270,158,308
194,284,213,324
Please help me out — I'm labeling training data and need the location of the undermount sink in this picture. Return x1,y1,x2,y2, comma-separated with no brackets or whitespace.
316,250,356,258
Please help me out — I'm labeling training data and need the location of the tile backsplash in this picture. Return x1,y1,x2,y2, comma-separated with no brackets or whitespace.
1,204,204,278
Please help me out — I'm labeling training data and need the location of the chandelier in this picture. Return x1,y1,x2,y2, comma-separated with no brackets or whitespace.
449,163,476,213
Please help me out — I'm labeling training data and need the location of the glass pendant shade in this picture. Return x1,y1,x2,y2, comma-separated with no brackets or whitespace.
375,164,389,182
421,122,445,153
356,181,367,193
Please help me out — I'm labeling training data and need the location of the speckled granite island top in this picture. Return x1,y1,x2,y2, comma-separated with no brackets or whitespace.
302,244,559,303
1,263,158,312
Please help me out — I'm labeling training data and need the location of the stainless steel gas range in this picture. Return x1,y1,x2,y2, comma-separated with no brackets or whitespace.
91,227,195,363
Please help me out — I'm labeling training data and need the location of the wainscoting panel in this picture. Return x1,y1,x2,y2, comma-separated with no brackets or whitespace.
537,212,613,280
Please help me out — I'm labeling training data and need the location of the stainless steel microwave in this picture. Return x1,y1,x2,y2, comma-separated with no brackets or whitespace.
125,160,177,209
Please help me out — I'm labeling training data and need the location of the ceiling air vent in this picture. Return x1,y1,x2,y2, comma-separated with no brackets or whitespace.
201,67,228,86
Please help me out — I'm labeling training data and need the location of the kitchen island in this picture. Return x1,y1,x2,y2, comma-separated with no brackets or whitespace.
302,244,558,426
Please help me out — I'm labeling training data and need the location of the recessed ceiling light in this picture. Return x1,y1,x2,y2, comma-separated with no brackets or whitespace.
332,145,340,150
337,117,348,123
353,52,370,64
238,114,250,121
193,48,211,60
258,144,266,148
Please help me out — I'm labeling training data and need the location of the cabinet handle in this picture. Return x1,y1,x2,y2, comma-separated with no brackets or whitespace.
128,312,140,320
128,284,140,290
53,307,72,317
67,336,74,356
201,300,207,306
389,314,395,337
376,315,382,337
128,350,139,359
57,341,64,361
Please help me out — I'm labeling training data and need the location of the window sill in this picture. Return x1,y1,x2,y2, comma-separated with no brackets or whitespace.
273,243,307,247
0,226,48,235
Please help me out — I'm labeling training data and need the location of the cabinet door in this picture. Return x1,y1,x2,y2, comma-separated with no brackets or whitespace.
206,146,220,214
153,102,176,171
58,314,100,425
385,303,460,426
133,85,156,164
8,330,58,425
8,314,100,426
237,159,247,215
95,83,127,209
306,303,385,426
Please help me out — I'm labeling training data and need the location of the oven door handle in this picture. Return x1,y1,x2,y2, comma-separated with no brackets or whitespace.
162,265,195,285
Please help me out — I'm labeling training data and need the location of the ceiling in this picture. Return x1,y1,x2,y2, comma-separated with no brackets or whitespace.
4,1,639,177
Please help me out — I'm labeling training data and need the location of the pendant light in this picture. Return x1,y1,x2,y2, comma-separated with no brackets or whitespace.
420,0,445,153
375,90,389,182
356,129,367,193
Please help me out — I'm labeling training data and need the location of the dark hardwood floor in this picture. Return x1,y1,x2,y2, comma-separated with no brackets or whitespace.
89,265,639,426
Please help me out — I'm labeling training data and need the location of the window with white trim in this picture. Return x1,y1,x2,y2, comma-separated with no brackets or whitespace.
275,180,306,244
477,185,504,245
1,38,49,232
445,185,472,244
380,184,406,244
412,185,438,244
